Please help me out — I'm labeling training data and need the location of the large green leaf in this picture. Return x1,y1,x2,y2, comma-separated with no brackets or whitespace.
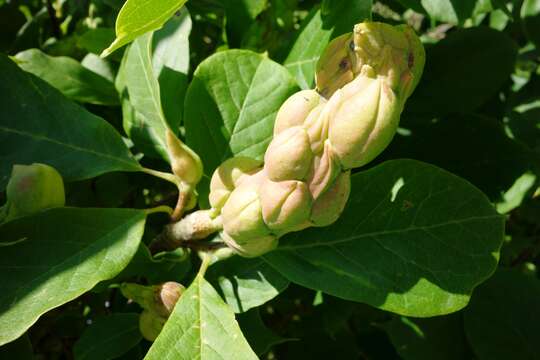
74,313,142,360
152,9,191,131
464,270,540,360
118,12,191,160
0,208,147,346
264,159,504,317
0,54,141,190
407,27,517,117
284,0,372,89
14,49,119,105
145,275,257,360
102,0,188,57
121,32,170,160
206,256,289,313
184,49,298,174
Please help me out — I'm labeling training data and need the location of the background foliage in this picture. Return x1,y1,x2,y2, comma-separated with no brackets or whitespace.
0,0,539,359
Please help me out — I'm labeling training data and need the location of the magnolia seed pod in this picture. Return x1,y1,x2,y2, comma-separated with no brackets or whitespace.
221,231,278,258
311,171,351,227
259,178,312,232
274,90,322,134
166,129,203,187
139,310,166,341
209,157,262,211
221,172,271,242
329,75,400,169
264,126,313,182
5,163,65,221
305,141,341,200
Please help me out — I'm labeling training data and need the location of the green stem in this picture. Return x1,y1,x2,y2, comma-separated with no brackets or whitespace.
141,167,179,187
197,252,211,278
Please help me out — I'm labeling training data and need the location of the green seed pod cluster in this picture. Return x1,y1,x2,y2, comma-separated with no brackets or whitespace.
205,21,424,258
121,282,185,341
2,163,65,222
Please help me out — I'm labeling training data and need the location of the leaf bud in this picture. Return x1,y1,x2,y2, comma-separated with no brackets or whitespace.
120,281,185,318
166,129,203,187
5,163,65,221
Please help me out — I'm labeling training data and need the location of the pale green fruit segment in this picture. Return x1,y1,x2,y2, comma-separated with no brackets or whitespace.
265,126,314,182
5,163,65,221
221,231,278,258
311,171,351,227
221,172,270,242
274,90,322,134
329,75,400,169
306,141,341,200
139,310,166,342
209,156,262,210
259,178,312,231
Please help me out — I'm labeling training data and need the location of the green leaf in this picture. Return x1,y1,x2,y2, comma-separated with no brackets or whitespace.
284,1,372,89
74,313,142,360
81,53,116,83
407,27,517,117
264,159,504,317
145,275,258,360
102,0,188,57
152,9,191,132
206,256,289,313
121,32,170,160
237,309,292,355
521,0,540,48
0,54,141,190
384,313,470,360
464,270,540,360
0,207,147,346
77,28,117,57
184,49,298,174
14,49,119,105
118,12,191,160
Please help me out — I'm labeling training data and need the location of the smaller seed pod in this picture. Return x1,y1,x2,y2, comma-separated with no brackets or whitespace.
221,231,278,258
310,171,351,227
139,310,166,342
5,163,65,221
274,90,322,134
221,172,271,242
259,178,312,232
209,157,262,211
264,126,313,182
